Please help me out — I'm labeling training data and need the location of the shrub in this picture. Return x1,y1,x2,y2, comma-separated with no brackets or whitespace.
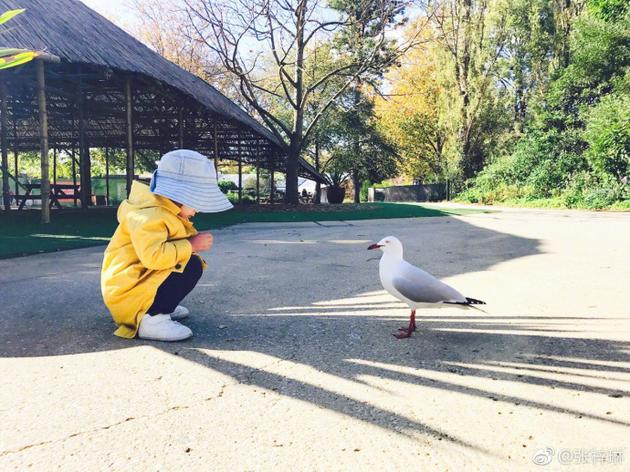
218,180,238,193
583,91,630,181
583,187,619,208
561,172,627,209
240,194,256,205
360,181,371,202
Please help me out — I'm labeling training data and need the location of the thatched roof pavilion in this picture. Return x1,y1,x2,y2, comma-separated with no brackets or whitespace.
0,0,323,220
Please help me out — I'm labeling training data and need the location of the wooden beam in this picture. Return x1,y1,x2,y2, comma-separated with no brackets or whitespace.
37,60,50,223
125,77,134,196
0,81,10,212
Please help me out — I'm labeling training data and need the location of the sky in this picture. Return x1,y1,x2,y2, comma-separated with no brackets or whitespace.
80,0,136,29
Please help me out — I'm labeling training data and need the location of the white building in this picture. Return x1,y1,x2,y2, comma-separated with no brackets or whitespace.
217,173,318,194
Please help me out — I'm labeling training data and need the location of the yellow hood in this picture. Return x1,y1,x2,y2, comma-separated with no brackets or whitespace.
117,181,181,223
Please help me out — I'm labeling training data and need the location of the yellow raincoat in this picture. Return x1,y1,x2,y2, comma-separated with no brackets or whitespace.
101,181,205,338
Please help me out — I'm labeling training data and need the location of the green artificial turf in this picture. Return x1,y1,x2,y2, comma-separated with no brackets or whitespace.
0,203,487,259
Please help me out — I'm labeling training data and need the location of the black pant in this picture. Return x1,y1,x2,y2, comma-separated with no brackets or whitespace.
147,256,203,315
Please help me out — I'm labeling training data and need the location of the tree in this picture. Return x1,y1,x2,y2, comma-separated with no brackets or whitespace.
327,0,406,201
498,0,557,130
423,0,511,177
319,89,399,193
129,0,247,103
183,0,415,203
584,91,630,183
376,24,451,183
460,1,630,208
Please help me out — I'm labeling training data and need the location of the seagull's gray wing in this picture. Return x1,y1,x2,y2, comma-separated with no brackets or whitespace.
392,261,466,303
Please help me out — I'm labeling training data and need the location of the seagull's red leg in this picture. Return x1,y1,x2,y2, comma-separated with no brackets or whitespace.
394,309,417,339
398,309,417,332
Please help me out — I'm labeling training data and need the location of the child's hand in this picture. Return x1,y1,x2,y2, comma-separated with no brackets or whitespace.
189,232,213,252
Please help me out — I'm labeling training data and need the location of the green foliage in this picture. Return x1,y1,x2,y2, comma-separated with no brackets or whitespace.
588,0,629,21
0,9,39,70
218,180,238,193
240,194,256,205
0,8,25,24
544,10,630,114
328,0,405,76
561,171,628,208
359,180,371,202
461,6,630,209
583,90,630,180
610,200,630,210
226,192,239,204
314,87,399,192
242,176,258,191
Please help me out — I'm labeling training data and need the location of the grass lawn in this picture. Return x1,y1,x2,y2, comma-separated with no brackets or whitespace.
0,203,487,259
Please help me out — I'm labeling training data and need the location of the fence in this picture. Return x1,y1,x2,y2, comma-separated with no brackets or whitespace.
368,183,447,203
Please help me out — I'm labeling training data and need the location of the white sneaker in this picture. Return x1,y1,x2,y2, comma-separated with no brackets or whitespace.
168,305,190,321
138,314,192,342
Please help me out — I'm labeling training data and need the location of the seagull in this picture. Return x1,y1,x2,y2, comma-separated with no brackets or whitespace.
368,236,485,339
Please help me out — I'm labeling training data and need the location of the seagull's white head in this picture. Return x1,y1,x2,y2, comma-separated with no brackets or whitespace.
367,236,403,257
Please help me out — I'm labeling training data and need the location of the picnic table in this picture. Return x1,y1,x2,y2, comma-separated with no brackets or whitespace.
16,183,81,210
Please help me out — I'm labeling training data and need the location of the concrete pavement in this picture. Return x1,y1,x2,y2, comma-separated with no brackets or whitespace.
1,207,629,471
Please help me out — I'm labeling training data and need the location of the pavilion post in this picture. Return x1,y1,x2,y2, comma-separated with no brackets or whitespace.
70,107,77,206
178,108,184,148
53,145,57,189
125,77,134,196
77,74,91,208
71,144,77,207
105,147,110,205
256,141,260,205
13,148,18,199
0,81,10,212
213,121,218,160
314,139,321,204
77,99,89,208
237,140,242,203
213,121,219,178
36,60,50,223
270,152,275,204
13,109,19,199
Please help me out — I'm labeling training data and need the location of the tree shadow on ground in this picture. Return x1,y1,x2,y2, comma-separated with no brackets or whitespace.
2,215,629,458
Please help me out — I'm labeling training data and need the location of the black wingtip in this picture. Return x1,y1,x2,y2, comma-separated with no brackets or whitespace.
465,297,486,305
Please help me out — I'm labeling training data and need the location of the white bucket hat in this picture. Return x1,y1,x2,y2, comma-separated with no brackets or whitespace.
150,149,233,213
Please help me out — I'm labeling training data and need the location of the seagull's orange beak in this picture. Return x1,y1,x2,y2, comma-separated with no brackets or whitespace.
367,243,382,250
